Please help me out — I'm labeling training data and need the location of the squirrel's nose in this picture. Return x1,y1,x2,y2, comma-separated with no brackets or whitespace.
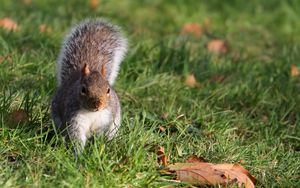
94,100,101,108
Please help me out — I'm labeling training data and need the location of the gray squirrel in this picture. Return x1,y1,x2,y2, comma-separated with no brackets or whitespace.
51,19,128,152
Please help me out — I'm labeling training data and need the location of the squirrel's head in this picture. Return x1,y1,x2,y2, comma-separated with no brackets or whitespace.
78,64,110,111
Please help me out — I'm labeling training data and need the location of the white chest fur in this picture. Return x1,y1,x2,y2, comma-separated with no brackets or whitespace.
73,108,113,137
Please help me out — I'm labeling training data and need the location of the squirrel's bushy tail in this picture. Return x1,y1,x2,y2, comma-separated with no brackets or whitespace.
56,18,128,86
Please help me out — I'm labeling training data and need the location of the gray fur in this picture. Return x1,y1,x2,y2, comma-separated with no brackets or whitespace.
57,18,128,86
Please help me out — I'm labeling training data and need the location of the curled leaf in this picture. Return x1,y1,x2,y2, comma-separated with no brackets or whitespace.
181,23,203,38
157,146,168,167
291,64,299,77
0,17,19,32
214,163,257,185
206,39,229,55
39,24,52,33
159,126,166,132
185,74,200,88
186,155,206,163
167,162,256,188
89,0,99,10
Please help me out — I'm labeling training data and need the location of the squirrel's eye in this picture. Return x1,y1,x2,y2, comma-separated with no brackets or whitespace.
107,88,110,94
81,86,87,94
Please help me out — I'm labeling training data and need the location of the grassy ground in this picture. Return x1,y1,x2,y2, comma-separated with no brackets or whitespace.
1,0,300,187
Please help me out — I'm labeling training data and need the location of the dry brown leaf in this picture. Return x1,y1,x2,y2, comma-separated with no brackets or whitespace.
206,39,229,55
214,163,256,185
276,176,281,181
181,23,203,38
146,144,168,167
167,162,256,188
159,126,166,132
185,74,200,88
89,0,99,10
39,24,52,33
0,17,19,31
157,146,168,167
39,24,47,33
9,109,29,125
186,155,206,163
168,163,226,185
291,64,299,77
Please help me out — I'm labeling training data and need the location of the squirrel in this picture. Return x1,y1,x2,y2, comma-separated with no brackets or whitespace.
51,19,128,153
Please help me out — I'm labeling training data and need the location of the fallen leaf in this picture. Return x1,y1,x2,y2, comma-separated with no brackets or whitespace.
8,109,29,126
154,146,256,187
276,176,281,181
145,144,168,167
291,64,299,77
181,23,203,38
39,24,52,33
206,39,228,55
167,162,256,188
185,74,200,88
186,155,206,163
157,146,168,167
89,0,99,10
214,163,257,185
168,163,226,185
0,17,19,31
159,126,166,132
39,24,47,32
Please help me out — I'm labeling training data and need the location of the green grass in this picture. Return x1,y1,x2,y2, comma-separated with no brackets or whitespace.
1,0,300,187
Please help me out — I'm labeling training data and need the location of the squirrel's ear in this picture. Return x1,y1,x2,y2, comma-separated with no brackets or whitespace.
82,64,90,77
101,64,106,77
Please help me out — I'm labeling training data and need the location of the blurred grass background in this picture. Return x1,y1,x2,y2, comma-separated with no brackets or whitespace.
0,0,300,187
